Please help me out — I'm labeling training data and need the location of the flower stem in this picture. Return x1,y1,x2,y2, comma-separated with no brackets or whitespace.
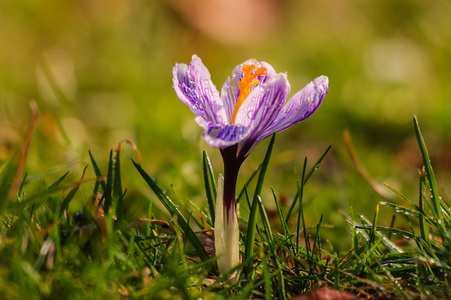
221,145,243,222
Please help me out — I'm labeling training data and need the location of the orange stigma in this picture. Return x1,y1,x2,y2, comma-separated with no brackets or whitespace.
231,64,267,123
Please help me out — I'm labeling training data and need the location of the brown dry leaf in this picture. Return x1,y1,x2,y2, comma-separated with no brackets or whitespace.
200,231,215,257
6,101,38,199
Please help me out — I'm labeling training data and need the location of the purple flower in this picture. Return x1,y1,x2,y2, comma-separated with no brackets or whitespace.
173,55,328,279
173,55,328,159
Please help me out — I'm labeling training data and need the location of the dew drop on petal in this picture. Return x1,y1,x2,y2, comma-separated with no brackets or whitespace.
247,110,255,119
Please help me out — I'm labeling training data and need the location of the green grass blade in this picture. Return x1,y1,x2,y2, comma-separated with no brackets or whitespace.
102,150,114,215
350,204,358,253
312,214,323,266
113,148,123,199
244,133,276,278
132,159,216,273
271,187,295,255
298,158,312,272
202,151,216,224
257,195,286,300
334,253,340,289
236,163,262,205
262,255,272,300
294,158,307,256
285,145,331,224
0,155,19,208
243,188,261,279
48,171,70,190
413,116,445,228
8,170,76,211
59,183,80,217
59,166,89,217
88,150,106,192
370,203,380,245
304,144,331,184
285,191,298,228
419,175,431,250
384,183,419,211
113,147,123,220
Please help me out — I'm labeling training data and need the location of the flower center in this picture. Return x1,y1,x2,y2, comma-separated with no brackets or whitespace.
231,64,267,123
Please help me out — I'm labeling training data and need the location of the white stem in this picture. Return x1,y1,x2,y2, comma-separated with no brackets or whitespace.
214,174,240,283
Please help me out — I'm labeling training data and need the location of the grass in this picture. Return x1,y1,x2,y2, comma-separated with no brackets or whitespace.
2,1,451,298
0,113,450,299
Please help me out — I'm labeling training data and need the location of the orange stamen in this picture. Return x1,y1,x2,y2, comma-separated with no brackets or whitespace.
231,64,267,123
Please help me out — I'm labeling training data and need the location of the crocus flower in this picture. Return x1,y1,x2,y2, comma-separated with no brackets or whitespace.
173,54,328,281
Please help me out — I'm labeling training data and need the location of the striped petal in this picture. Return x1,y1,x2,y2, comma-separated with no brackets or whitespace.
259,76,328,141
173,55,228,124
235,73,290,138
196,116,250,149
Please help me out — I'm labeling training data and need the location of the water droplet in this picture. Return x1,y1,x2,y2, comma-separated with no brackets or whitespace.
247,110,255,119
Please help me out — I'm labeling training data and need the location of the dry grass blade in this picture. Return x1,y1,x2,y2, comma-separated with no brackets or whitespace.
343,130,391,199
8,101,38,198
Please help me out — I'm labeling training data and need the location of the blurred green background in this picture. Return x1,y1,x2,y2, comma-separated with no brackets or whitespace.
1,0,451,246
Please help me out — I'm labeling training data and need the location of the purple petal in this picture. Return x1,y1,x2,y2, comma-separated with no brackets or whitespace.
173,55,227,124
220,77,234,122
259,76,328,141
235,73,290,140
196,116,250,149
227,60,278,105
220,60,279,124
